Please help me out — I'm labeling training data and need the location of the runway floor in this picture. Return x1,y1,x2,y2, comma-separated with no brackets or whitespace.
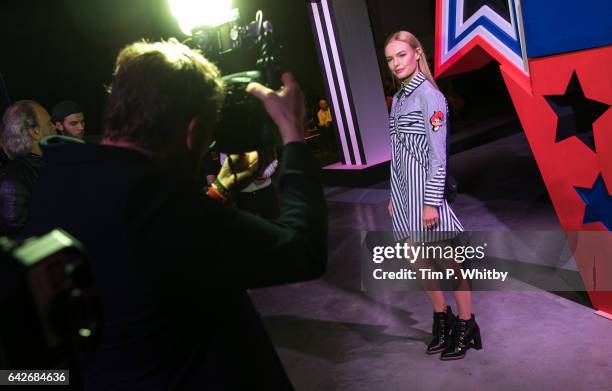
250,132,612,391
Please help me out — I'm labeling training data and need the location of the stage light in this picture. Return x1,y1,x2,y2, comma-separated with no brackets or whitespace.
168,0,239,35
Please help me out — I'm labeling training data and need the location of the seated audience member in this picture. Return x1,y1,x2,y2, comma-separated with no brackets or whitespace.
51,100,85,139
0,100,55,236
317,99,332,128
316,99,336,149
25,40,327,390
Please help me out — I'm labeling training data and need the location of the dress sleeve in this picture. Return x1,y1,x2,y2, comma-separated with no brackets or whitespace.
419,90,448,208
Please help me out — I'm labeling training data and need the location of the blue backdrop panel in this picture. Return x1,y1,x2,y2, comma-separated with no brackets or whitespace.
522,0,612,58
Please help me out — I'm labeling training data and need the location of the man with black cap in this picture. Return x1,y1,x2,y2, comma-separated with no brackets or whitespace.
51,100,85,139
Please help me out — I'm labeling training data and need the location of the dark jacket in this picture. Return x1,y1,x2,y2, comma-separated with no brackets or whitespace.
26,137,327,390
0,153,43,237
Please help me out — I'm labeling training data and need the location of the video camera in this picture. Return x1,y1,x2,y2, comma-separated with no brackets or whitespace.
0,230,98,375
181,9,284,153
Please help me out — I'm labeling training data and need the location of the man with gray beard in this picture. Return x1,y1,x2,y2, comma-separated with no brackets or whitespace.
0,100,56,236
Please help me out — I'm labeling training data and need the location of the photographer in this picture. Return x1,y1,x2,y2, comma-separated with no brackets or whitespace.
25,39,327,390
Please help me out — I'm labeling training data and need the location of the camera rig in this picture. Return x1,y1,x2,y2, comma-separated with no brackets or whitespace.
183,10,284,153
0,230,98,377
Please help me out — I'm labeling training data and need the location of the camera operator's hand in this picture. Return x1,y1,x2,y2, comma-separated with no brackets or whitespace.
217,151,259,192
246,72,305,144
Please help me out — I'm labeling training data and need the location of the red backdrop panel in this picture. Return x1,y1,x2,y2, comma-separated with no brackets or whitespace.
501,46,612,314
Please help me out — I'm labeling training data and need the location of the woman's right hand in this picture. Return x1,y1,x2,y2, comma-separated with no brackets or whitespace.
388,198,392,217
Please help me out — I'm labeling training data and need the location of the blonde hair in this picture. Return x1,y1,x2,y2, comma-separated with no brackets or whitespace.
384,31,438,90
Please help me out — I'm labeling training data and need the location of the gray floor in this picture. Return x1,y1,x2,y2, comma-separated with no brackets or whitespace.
250,132,612,391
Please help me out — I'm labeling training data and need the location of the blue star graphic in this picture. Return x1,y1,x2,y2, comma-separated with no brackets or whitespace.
575,175,612,231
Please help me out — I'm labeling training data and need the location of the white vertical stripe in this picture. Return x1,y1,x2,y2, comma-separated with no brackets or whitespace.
321,0,362,165
310,3,351,163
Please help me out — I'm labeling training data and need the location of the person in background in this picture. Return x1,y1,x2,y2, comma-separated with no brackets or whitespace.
317,98,332,129
0,100,56,236
317,99,336,149
51,100,85,139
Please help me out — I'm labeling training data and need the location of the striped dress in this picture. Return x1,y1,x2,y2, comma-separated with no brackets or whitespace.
390,72,463,242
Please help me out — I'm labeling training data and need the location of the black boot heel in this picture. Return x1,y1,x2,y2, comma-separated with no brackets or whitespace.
472,330,483,350
426,306,455,354
440,314,482,360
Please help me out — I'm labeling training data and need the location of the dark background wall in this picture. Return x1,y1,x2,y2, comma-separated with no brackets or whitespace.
0,0,326,134
0,0,516,138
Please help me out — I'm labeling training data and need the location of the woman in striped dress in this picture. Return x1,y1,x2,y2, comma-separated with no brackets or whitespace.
384,31,482,360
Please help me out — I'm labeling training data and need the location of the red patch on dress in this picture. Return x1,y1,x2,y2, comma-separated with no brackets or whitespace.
430,111,445,131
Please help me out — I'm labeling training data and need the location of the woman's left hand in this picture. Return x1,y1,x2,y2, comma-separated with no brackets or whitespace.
423,205,439,229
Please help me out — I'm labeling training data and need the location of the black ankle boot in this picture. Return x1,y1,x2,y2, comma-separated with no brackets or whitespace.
426,306,455,354
440,314,482,360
